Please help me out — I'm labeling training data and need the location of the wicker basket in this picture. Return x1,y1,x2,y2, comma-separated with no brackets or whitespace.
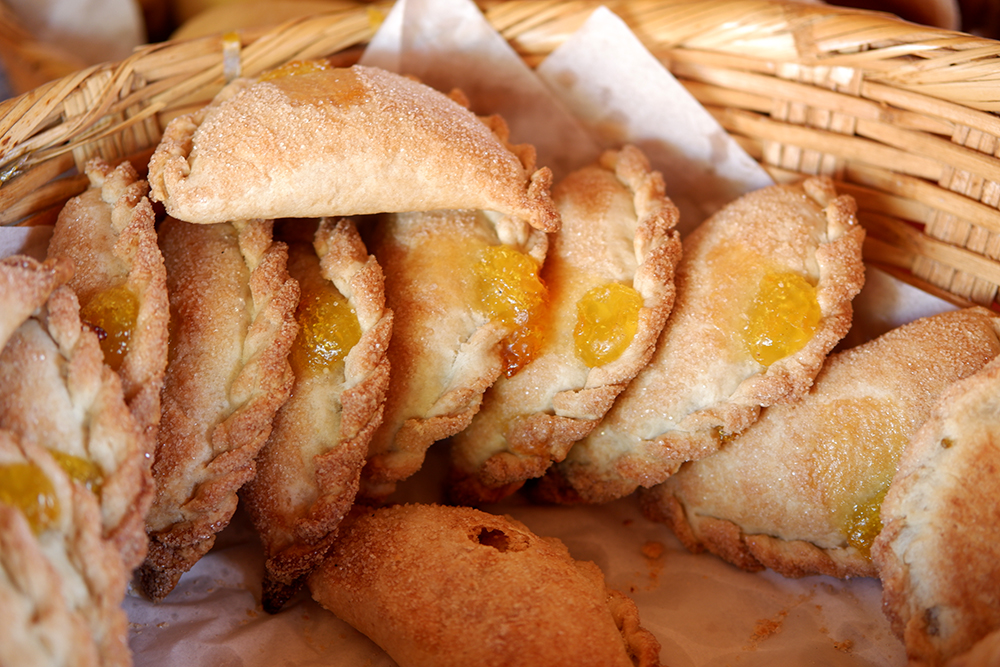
1,0,1000,311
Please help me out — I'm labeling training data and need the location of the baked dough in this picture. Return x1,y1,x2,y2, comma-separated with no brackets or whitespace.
0,285,153,570
448,146,681,504
308,503,662,667
140,218,299,601
0,431,131,667
536,176,866,504
47,157,169,458
360,207,548,500
641,307,1000,580
148,63,559,233
241,218,392,612
0,254,71,349
874,345,1000,665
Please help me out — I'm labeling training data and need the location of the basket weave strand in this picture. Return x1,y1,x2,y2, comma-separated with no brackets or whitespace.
2,0,1000,308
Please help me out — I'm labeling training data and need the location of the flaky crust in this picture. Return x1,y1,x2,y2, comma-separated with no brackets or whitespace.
47,158,169,458
538,176,866,504
140,219,298,601
242,218,392,612
873,347,1000,666
0,432,132,667
148,65,559,233
642,308,1000,580
0,286,153,571
0,254,72,349
448,146,681,504
308,503,661,667
359,208,548,500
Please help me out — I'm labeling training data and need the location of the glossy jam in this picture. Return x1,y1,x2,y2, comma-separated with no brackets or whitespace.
574,282,643,367
473,245,547,377
0,462,59,534
260,59,331,81
49,450,104,495
80,282,138,372
291,284,361,376
846,484,889,559
741,270,820,366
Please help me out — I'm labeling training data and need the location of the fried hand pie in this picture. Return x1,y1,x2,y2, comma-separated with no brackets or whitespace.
47,158,169,456
360,207,548,500
537,176,865,504
148,63,559,232
448,146,680,504
308,503,662,667
140,218,298,601
874,345,1000,666
242,218,392,612
641,307,1000,580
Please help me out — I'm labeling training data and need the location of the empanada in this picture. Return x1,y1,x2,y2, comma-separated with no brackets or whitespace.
308,503,662,667
47,158,169,456
0,431,131,667
641,307,1000,580
359,207,548,500
873,346,1000,666
536,176,865,504
0,285,153,570
0,254,72,348
448,146,681,504
140,218,299,601
148,63,559,233
241,218,392,612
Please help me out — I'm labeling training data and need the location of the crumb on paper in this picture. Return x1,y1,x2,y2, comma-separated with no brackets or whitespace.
746,609,789,650
641,540,666,590
834,639,855,653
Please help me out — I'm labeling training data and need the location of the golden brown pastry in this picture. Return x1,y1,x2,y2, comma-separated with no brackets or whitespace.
0,285,153,571
308,503,662,667
0,254,72,349
359,206,548,500
148,63,559,233
0,430,132,667
536,176,865,504
948,629,1000,667
241,218,392,612
448,146,681,504
140,218,299,601
47,157,169,457
873,348,1000,666
641,307,1000,580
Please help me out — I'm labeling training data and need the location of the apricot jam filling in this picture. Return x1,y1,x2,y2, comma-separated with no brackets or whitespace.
0,462,59,534
473,245,547,377
845,484,889,559
260,59,331,81
574,282,643,368
80,282,138,372
48,450,104,496
741,270,820,366
291,282,361,376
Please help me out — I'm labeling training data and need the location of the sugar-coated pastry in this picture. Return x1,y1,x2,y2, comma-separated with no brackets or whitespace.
947,629,1000,667
0,285,153,570
148,63,559,232
0,254,72,349
140,218,299,601
448,146,681,504
359,207,548,500
0,431,132,667
241,218,392,612
308,503,662,667
873,348,1000,666
641,308,1000,580
47,158,169,457
536,176,865,504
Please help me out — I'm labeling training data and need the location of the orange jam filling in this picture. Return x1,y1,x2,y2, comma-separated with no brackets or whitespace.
291,283,361,376
741,270,820,366
0,462,59,534
80,282,138,372
574,282,643,368
260,59,331,81
49,450,104,496
474,245,547,377
845,484,889,559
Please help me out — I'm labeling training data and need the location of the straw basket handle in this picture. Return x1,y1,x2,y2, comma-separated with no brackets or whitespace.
2,0,1000,309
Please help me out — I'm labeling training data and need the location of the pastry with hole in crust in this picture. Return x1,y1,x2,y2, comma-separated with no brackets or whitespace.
308,503,661,667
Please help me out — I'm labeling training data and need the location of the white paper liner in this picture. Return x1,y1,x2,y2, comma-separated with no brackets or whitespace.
0,1,962,663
